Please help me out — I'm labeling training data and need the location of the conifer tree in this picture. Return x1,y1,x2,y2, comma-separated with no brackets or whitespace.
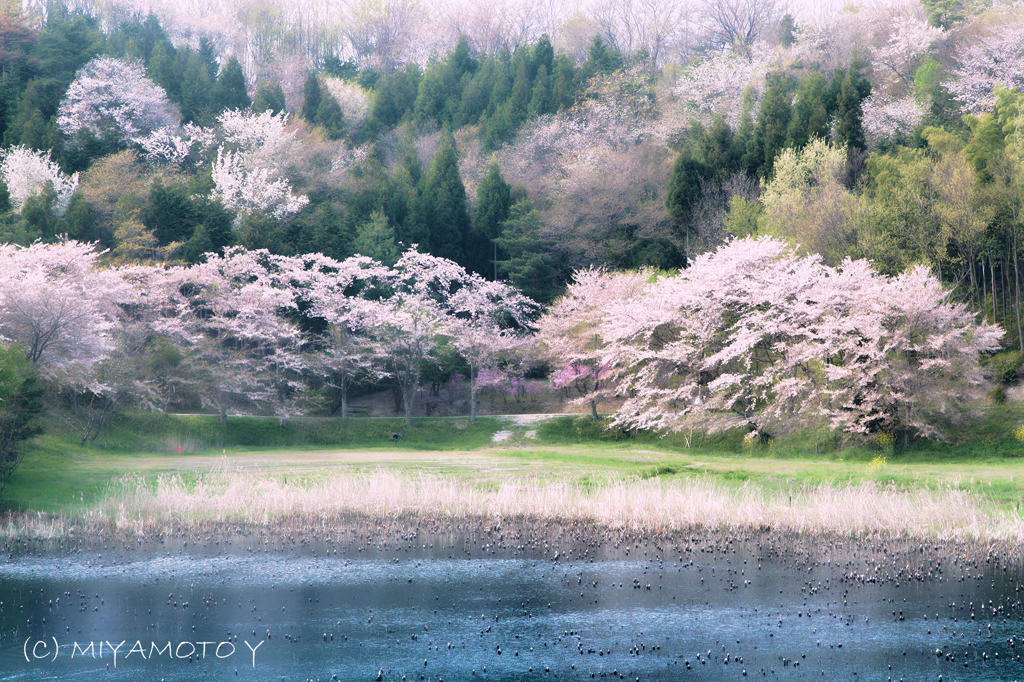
252,79,286,115
494,197,558,303
214,57,250,112
417,129,471,265
474,161,512,279
180,52,214,125
750,73,795,177
315,93,347,139
353,210,400,265
302,72,322,122
528,64,553,117
835,73,867,152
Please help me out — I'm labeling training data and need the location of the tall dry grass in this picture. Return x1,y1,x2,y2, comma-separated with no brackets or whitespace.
78,471,1024,542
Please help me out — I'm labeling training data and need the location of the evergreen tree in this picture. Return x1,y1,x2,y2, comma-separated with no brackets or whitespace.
252,79,286,115
315,93,347,139
750,72,795,177
214,57,250,112
307,202,350,259
145,180,194,244
474,161,512,279
147,40,179,101
786,73,826,149
494,197,559,303
551,54,576,111
417,129,471,264
59,194,95,242
695,117,740,178
528,64,553,117
508,56,532,125
180,51,215,125
834,72,868,152
665,154,710,260
301,72,322,122
198,37,219,80
353,210,400,265
533,35,554,76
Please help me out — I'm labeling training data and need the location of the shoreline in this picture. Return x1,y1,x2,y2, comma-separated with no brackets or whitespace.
4,514,1021,587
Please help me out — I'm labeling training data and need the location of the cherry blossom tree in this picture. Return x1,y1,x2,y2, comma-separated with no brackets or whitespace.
210,109,309,219
861,94,926,144
300,253,391,421
536,266,652,419
444,274,537,422
138,122,215,167
366,249,537,425
946,20,1024,113
0,146,79,217
672,45,769,127
57,56,181,149
152,248,306,423
0,240,126,392
553,237,1002,440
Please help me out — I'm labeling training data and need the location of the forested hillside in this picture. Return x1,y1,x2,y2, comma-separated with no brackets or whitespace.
0,0,1021,479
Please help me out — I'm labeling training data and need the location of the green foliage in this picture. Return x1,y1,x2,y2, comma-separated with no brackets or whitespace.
989,351,1023,385
144,180,235,257
352,210,400,265
0,343,42,504
416,129,471,265
252,79,286,115
724,195,762,237
301,72,322,122
834,71,869,153
214,57,250,112
494,197,560,303
315,92,347,139
750,72,796,177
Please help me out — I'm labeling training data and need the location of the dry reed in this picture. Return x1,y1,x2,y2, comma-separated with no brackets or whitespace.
64,471,1024,543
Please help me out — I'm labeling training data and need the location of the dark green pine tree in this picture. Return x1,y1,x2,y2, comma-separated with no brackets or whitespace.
252,79,286,115
493,197,559,304
665,154,710,262
474,161,512,279
147,40,180,101
834,72,868,152
507,56,532,126
551,54,576,111
417,129,471,265
786,73,826,149
533,35,554,77
180,52,215,125
301,72,322,122
198,37,219,81
214,57,250,112
695,117,740,179
528,64,553,117
749,72,795,178
585,36,622,75
145,179,194,244
315,93,347,139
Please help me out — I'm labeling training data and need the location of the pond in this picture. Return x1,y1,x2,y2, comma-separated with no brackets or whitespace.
2,525,1023,680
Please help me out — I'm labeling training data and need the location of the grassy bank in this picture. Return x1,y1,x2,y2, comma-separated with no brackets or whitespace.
5,408,1024,542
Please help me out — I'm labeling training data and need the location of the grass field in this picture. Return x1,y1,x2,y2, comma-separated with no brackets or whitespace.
7,410,1024,526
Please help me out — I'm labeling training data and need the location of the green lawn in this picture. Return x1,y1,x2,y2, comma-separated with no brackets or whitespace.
7,410,1024,515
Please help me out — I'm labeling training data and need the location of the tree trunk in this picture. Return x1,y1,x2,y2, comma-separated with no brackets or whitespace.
992,254,998,323
403,384,414,426
218,387,228,426
1015,229,1023,354
589,397,598,420
469,364,477,423
81,396,115,447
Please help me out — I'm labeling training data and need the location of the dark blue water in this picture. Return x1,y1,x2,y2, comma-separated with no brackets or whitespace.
2,531,1024,681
